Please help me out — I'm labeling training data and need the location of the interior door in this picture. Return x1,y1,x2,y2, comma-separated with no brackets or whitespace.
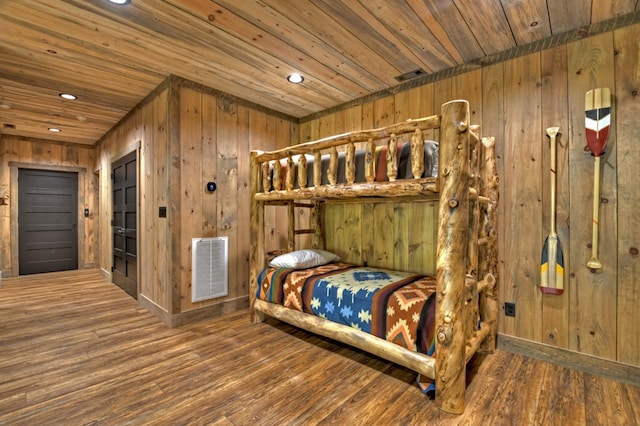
112,151,138,298
18,169,78,275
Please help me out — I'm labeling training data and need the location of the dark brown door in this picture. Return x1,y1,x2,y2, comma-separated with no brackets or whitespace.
18,169,78,275
112,151,138,298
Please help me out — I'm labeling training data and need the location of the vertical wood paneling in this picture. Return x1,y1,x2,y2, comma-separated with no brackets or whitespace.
453,69,483,126
373,97,394,127
393,203,410,273
540,45,570,348
394,89,410,123
236,105,251,299
405,201,438,275
154,88,170,309
372,203,394,270
139,97,153,300
324,203,345,259
361,100,375,130
216,98,239,301
319,112,336,139
567,32,617,359
299,22,640,366
613,24,640,365
179,89,203,310
406,84,437,140
360,202,374,266
503,52,543,341
201,94,218,238
94,80,293,319
96,87,171,311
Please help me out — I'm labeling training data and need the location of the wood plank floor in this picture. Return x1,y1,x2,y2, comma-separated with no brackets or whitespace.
1,270,639,425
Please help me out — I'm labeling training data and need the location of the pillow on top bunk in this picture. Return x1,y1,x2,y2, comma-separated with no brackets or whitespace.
269,249,340,269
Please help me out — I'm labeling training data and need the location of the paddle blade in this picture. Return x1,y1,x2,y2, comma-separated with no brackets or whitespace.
585,88,611,157
541,236,564,295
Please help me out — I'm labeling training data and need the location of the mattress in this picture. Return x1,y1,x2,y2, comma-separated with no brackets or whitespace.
256,262,437,355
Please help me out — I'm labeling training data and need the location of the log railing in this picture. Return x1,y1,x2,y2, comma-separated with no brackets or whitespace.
252,114,454,201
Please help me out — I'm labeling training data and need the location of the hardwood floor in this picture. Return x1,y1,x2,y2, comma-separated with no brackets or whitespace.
1,270,639,425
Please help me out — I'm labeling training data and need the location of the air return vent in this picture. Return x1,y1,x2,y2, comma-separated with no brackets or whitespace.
192,237,228,302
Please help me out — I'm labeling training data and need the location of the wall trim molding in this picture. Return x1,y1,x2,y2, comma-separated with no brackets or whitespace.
8,163,88,277
498,333,640,388
138,293,249,328
170,296,249,328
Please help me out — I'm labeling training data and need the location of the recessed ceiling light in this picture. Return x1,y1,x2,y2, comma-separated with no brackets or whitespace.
48,127,62,133
59,93,77,100
108,0,131,4
287,73,304,84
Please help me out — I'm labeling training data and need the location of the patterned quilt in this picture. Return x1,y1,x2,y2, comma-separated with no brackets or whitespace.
257,263,437,355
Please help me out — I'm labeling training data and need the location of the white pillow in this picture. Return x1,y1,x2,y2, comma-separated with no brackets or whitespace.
269,249,340,269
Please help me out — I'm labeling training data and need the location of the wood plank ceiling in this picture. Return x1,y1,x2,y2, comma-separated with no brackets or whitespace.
0,0,638,145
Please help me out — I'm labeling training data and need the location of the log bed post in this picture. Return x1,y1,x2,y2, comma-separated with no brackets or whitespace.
250,151,265,323
435,100,471,414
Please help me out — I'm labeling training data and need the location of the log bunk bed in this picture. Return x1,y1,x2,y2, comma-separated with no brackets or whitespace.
249,99,499,414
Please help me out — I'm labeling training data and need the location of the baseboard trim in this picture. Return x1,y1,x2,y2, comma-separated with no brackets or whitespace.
99,268,112,281
497,333,640,387
138,294,249,328
170,296,249,328
138,294,171,326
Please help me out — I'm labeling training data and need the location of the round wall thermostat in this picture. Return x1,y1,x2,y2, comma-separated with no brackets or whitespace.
206,182,217,192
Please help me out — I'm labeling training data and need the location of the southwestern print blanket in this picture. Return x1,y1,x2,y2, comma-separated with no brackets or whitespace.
257,263,437,355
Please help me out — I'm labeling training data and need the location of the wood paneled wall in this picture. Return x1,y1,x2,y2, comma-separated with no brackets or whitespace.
95,77,295,323
300,23,640,366
0,136,97,276
324,200,438,276
175,86,296,314
96,83,171,313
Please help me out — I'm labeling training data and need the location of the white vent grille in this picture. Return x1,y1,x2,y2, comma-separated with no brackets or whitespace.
192,237,228,302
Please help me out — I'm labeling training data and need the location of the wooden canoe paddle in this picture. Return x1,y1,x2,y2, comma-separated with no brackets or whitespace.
585,87,611,271
540,126,564,294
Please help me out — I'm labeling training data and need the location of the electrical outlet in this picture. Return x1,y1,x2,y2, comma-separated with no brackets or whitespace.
504,302,516,317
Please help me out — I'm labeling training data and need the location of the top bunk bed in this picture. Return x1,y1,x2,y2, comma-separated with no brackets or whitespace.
249,99,499,415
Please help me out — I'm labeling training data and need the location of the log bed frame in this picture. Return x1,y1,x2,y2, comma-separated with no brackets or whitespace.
249,99,499,414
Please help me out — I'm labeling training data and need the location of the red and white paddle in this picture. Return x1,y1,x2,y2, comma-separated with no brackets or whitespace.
584,87,611,271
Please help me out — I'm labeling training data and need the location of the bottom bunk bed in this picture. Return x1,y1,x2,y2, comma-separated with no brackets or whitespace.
249,99,499,414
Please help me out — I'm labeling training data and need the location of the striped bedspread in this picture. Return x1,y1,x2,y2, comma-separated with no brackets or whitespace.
257,263,437,355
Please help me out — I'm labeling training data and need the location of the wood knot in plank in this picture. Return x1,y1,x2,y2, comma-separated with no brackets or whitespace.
437,323,453,345
449,198,459,208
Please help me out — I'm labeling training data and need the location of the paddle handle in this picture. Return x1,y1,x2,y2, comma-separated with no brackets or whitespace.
587,156,603,270
548,128,558,235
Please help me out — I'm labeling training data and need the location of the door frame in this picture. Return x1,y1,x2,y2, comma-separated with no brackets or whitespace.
8,162,88,277
107,146,140,294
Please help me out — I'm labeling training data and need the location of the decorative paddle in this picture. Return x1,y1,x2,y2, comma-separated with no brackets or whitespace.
584,87,611,271
540,126,564,294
